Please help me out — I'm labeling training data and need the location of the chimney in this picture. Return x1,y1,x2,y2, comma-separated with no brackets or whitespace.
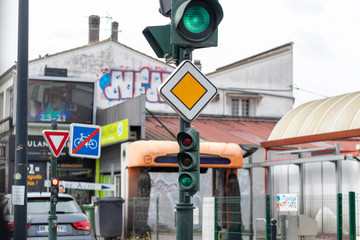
89,15,100,43
111,21,119,42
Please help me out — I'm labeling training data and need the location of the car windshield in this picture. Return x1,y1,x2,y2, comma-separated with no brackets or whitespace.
28,198,82,214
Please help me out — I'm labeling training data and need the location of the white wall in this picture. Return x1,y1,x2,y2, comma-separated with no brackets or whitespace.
0,71,14,120
28,41,175,111
204,47,294,117
27,41,294,118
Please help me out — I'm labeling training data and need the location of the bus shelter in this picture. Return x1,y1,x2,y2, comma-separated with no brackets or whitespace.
252,91,360,238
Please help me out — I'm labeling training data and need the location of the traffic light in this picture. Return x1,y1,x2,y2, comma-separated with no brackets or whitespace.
143,25,186,64
50,178,59,205
143,25,171,59
177,127,200,195
171,0,223,48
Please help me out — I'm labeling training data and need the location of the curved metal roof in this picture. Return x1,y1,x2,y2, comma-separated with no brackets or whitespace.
268,91,360,140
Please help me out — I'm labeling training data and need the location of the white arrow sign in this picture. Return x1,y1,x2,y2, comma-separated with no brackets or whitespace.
44,180,115,191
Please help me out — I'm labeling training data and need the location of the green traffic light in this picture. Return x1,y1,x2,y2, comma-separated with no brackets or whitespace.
170,0,223,47
183,6,210,34
180,175,193,187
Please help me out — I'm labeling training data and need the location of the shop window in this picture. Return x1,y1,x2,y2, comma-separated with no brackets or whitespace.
102,175,112,198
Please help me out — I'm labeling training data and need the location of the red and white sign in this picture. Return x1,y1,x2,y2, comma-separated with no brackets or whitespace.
42,130,70,157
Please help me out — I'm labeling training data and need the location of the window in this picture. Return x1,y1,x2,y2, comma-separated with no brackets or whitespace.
103,175,112,198
231,98,250,116
5,88,12,117
0,92,3,119
0,197,10,215
241,99,249,116
27,198,82,214
231,99,239,116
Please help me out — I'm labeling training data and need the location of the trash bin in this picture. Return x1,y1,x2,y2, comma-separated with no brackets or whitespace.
94,197,125,238
83,204,96,236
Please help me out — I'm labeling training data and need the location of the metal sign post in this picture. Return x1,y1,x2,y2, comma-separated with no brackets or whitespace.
176,116,194,240
42,123,70,240
49,122,58,240
147,0,223,238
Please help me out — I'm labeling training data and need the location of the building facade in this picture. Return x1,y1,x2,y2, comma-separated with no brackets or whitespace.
0,18,294,200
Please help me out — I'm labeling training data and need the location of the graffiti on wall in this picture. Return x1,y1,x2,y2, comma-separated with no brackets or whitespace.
151,178,178,193
98,67,171,103
147,173,211,230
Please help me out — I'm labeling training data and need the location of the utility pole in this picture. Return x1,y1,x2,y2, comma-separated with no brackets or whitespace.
14,0,29,239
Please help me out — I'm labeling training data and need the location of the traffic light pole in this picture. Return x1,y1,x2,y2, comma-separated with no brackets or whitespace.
49,122,58,240
177,117,194,240
144,2,223,238
176,50,194,240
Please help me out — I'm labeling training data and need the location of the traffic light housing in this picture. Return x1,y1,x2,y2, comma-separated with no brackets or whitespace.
177,127,200,195
143,0,223,62
50,178,59,205
171,0,223,48
143,25,186,64
143,25,172,59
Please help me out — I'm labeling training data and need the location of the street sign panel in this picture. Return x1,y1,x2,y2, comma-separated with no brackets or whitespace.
101,119,129,146
158,60,217,122
42,130,70,157
69,123,101,159
44,180,115,191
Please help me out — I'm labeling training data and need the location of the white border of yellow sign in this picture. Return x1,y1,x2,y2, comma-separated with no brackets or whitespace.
158,60,217,122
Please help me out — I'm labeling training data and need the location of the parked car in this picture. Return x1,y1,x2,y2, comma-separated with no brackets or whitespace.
1,192,94,239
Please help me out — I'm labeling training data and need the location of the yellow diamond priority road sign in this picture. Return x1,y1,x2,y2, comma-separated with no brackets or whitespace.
159,60,217,122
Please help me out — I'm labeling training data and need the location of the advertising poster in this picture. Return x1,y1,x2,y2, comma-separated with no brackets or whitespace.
28,79,94,124
277,193,298,212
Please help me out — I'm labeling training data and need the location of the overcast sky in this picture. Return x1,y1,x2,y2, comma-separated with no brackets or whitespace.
1,0,360,107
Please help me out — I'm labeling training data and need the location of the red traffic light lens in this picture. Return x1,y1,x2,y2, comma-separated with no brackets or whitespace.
181,135,193,147
51,178,59,186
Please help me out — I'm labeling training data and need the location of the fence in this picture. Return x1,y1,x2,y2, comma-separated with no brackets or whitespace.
124,193,360,240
